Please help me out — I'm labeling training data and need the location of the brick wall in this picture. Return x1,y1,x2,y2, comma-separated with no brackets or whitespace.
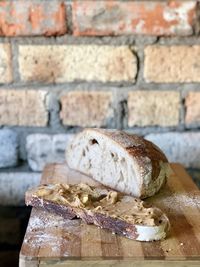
0,0,200,205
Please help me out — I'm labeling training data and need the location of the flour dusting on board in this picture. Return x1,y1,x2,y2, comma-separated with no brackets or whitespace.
164,193,200,209
148,188,200,214
24,210,80,256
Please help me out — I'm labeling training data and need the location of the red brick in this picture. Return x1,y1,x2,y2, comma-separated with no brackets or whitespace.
0,43,12,83
18,45,137,83
185,92,200,126
73,1,196,36
0,90,48,126
144,45,200,83
60,91,113,127
128,91,180,127
0,1,66,36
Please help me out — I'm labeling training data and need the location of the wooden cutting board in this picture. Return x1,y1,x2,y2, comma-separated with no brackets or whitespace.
19,163,200,267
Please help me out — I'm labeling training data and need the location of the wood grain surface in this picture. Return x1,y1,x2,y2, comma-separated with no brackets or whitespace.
19,163,200,267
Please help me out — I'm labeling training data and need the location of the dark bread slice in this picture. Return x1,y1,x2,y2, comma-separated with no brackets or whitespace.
26,194,76,220
26,183,170,241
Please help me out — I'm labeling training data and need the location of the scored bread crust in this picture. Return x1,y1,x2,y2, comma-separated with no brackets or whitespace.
66,129,171,199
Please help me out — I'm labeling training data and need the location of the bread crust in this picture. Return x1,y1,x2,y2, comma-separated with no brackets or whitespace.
66,128,170,198
25,190,76,220
97,129,169,198
26,184,170,242
92,129,168,193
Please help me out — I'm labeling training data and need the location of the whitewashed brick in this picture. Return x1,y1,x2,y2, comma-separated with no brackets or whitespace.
145,132,200,168
0,172,41,206
0,129,18,168
26,134,74,171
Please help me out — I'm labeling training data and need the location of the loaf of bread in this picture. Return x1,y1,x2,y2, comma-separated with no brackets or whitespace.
66,128,171,199
26,183,170,241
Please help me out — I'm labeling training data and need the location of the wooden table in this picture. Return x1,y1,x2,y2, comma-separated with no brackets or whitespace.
19,163,200,267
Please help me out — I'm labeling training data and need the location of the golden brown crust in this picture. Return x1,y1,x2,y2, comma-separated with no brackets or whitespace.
67,128,169,198
90,128,168,182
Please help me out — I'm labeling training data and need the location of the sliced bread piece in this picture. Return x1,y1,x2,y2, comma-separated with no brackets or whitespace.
26,183,170,241
66,128,171,199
